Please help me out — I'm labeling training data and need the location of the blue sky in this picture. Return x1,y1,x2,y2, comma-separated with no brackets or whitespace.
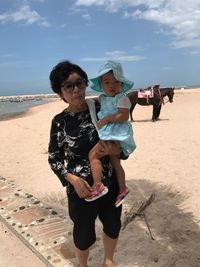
0,0,200,96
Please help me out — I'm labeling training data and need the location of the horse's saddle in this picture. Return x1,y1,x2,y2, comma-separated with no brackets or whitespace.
138,88,154,99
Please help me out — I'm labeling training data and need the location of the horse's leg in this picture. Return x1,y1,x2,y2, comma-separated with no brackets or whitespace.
130,103,136,122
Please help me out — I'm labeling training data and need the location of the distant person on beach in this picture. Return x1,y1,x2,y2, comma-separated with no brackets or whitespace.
153,84,162,121
87,60,136,207
48,60,127,267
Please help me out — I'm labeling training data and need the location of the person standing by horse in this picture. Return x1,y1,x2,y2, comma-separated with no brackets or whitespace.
128,84,174,121
152,84,162,121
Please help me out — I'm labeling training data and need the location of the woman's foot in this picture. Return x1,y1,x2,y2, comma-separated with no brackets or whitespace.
85,183,108,202
115,187,129,207
101,260,117,267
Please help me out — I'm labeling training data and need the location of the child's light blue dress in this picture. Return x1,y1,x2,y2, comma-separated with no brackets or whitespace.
97,93,136,156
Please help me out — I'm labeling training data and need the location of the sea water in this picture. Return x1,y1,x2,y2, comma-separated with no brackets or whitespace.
0,98,54,119
0,91,98,120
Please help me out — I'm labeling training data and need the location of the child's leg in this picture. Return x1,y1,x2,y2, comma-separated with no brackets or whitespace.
86,143,108,201
110,155,129,207
110,155,126,192
89,142,104,190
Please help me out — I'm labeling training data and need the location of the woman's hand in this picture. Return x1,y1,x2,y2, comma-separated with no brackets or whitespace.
66,174,92,198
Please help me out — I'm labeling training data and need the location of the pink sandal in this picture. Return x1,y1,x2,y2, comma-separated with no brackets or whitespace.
115,187,129,207
85,183,108,202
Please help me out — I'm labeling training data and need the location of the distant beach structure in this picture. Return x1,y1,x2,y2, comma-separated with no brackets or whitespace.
0,93,58,103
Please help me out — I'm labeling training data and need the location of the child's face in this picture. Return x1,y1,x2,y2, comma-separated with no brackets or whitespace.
100,71,122,97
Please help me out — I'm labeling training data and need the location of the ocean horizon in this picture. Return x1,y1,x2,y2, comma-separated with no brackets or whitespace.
1,84,200,97
0,86,199,120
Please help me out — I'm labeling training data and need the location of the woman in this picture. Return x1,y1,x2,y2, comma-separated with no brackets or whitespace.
48,60,125,267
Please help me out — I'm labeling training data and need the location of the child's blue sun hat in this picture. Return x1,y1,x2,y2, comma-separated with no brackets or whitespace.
89,60,134,93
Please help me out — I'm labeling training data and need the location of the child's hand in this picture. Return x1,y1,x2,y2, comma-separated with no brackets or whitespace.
97,118,107,129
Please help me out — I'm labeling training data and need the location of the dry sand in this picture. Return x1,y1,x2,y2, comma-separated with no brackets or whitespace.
0,89,200,266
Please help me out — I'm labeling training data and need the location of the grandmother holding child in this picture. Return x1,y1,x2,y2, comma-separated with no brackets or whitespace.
48,59,136,267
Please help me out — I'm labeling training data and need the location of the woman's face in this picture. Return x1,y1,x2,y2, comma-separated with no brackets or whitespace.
61,72,86,105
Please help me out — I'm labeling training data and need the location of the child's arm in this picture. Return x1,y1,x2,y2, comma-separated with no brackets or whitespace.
97,108,129,129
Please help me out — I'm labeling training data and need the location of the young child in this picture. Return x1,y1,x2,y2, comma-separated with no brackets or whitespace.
86,60,136,207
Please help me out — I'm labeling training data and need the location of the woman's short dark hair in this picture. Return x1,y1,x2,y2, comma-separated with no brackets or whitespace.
49,60,88,95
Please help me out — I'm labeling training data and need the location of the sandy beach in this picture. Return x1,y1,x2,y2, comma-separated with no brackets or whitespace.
0,88,200,267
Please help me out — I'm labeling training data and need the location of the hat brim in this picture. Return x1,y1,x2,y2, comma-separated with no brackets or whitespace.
89,67,133,93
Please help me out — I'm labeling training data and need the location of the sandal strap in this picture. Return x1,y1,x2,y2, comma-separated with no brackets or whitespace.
116,187,129,200
89,183,107,197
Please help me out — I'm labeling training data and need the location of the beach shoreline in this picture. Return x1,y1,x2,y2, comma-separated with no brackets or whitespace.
0,88,199,122
0,97,59,121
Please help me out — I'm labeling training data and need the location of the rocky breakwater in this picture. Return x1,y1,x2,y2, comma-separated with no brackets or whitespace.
0,93,58,103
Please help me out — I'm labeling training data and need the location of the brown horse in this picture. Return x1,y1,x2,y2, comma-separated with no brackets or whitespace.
128,87,174,122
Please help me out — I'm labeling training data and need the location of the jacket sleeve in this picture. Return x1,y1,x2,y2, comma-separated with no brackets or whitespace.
48,117,68,187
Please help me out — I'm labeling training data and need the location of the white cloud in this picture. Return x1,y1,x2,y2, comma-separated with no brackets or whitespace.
74,0,200,49
75,0,106,7
75,0,163,11
31,0,45,2
0,4,50,27
58,23,67,28
82,14,91,20
81,50,145,62
75,0,133,12
171,38,200,49
190,50,200,55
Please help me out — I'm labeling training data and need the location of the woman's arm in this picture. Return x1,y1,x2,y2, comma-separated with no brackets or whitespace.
48,117,92,197
48,118,69,186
